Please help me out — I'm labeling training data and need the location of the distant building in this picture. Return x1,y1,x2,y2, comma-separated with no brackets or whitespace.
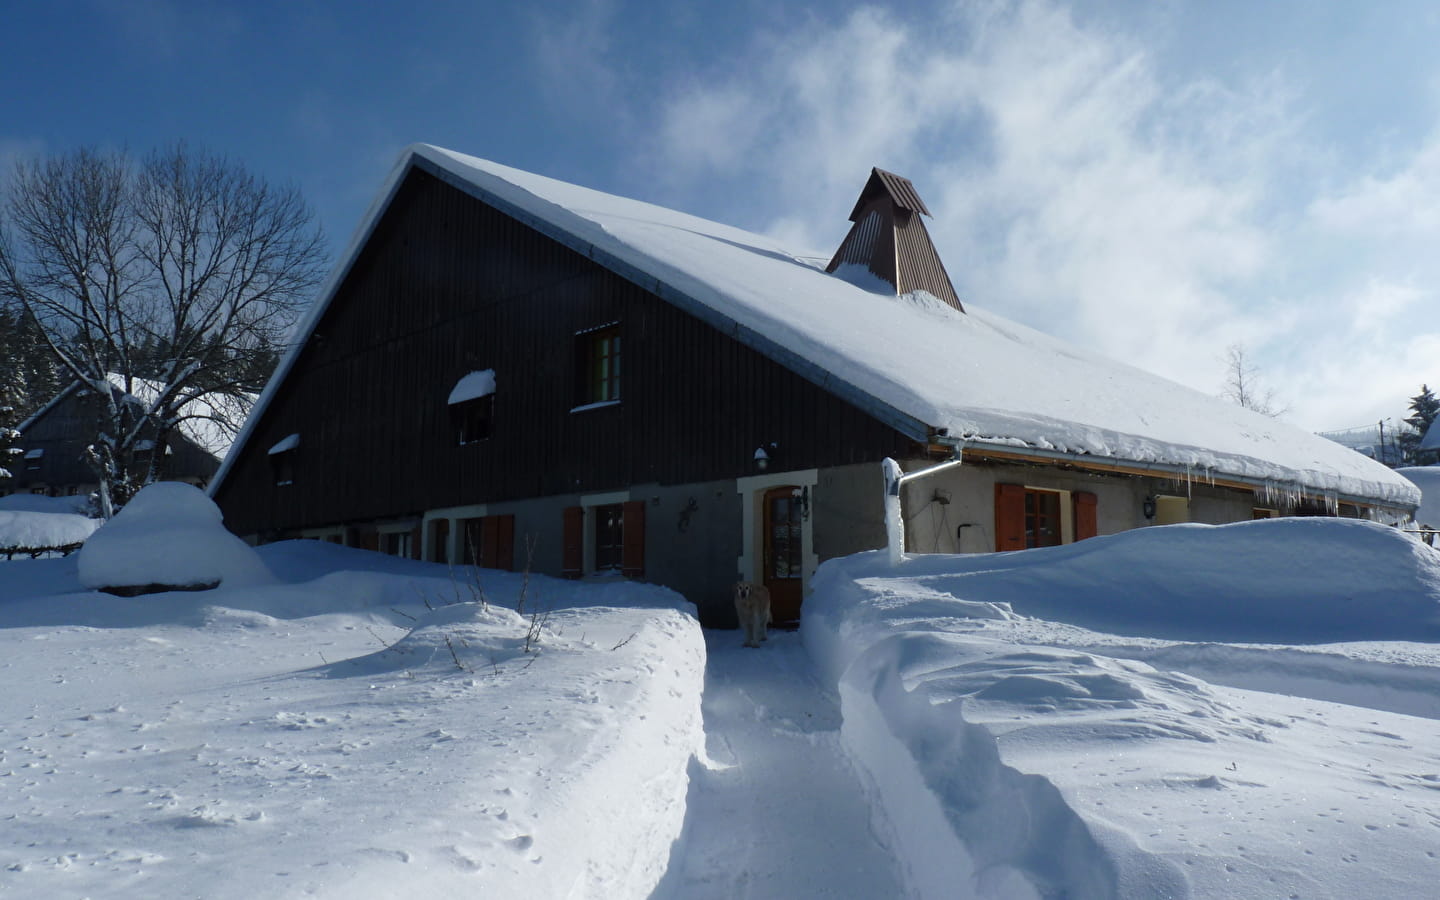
209,146,1418,626
4,378,248,502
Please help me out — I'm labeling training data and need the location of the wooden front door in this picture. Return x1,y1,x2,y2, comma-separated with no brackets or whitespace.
763,486,804,625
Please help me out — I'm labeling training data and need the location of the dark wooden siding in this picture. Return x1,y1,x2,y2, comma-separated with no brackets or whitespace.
215,168,915,536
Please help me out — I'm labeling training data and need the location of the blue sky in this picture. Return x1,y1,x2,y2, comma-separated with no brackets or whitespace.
6,0,1440,433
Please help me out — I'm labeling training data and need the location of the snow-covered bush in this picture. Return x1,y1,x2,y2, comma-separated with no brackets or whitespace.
78,482,271,595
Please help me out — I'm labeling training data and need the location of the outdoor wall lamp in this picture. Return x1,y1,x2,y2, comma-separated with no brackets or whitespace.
753,443,776,471
1142,496,1157,519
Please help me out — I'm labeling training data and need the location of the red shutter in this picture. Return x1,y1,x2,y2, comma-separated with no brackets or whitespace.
430,519,450,563
481,514,516,571
561,506,584,579
1073,491,1098,541
621,500,646,578
994,483,1026,552
480,516,499,568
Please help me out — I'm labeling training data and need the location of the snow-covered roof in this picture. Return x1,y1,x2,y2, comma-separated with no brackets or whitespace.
102,375,253,461
448,370,496,405
1421,418,1440,452
22,377,253,463
1397,466,1440,528
213,144,1418,509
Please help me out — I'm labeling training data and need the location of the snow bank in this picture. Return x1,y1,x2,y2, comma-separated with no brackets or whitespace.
314,599,705,899
805,518,1440,898
825,518,1440,646
1398,465,1440,528
1,540,704,899
77,482,271,592
0,509,98,551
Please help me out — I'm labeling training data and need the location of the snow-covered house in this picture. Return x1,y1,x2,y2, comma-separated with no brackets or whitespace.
208,145,1418,626
7,378,249,501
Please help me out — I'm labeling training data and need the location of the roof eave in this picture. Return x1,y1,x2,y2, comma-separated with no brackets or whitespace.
941,436,1418,513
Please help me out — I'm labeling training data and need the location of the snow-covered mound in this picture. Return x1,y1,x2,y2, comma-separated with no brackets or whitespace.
0,509,98,552
1398,465,1440,528
823,518,1440,645
78,482,271,593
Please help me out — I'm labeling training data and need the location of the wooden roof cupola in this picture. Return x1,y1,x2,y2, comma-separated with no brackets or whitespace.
825,167,964,313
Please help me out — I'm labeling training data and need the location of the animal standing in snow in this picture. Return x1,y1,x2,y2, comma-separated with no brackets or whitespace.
733,582,772,648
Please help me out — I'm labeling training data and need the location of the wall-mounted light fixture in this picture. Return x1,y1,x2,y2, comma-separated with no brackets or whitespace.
753,442,777,472
1142,496,1157,520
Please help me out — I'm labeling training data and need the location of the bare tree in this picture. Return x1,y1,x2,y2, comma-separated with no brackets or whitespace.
1221,343,1286,418
0,144,326,516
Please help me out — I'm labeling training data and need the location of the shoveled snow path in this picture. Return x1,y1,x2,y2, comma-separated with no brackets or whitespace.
651,629,906,899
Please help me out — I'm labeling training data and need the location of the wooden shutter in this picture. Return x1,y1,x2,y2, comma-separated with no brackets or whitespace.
1073,491,1098,541
409,524,422,560
481,514,516,571
561,506,584,578
994,483,1026,552
430,518,450,563
621,499,646,577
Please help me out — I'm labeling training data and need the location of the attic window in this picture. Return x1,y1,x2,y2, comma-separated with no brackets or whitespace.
574,323,621,409
448,369,496,445
269,433,299,486
25,448,42,471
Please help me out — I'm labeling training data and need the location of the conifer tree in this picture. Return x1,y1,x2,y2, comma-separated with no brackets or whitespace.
1399,384,1440,465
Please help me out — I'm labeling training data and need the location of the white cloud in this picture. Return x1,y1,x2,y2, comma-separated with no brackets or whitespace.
635,0,1440,432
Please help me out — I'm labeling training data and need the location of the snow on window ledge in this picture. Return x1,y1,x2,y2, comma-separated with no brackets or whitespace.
448,369,497,405
569,400,622,414
268,433,300,455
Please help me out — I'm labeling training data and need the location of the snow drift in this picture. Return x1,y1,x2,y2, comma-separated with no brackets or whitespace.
805,518,1440,898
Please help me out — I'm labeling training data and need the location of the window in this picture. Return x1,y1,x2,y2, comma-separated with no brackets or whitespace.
268,433,299,486
452,396,492,444
448,370,496,444
594,503,624,572
767,490,803,579
24,448,42,472
574,324,621,407
271,450,296,486
995,484,1097,551
1024,489,1063,548
562,499,645,578
382,530,412,558
458,515,515,569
